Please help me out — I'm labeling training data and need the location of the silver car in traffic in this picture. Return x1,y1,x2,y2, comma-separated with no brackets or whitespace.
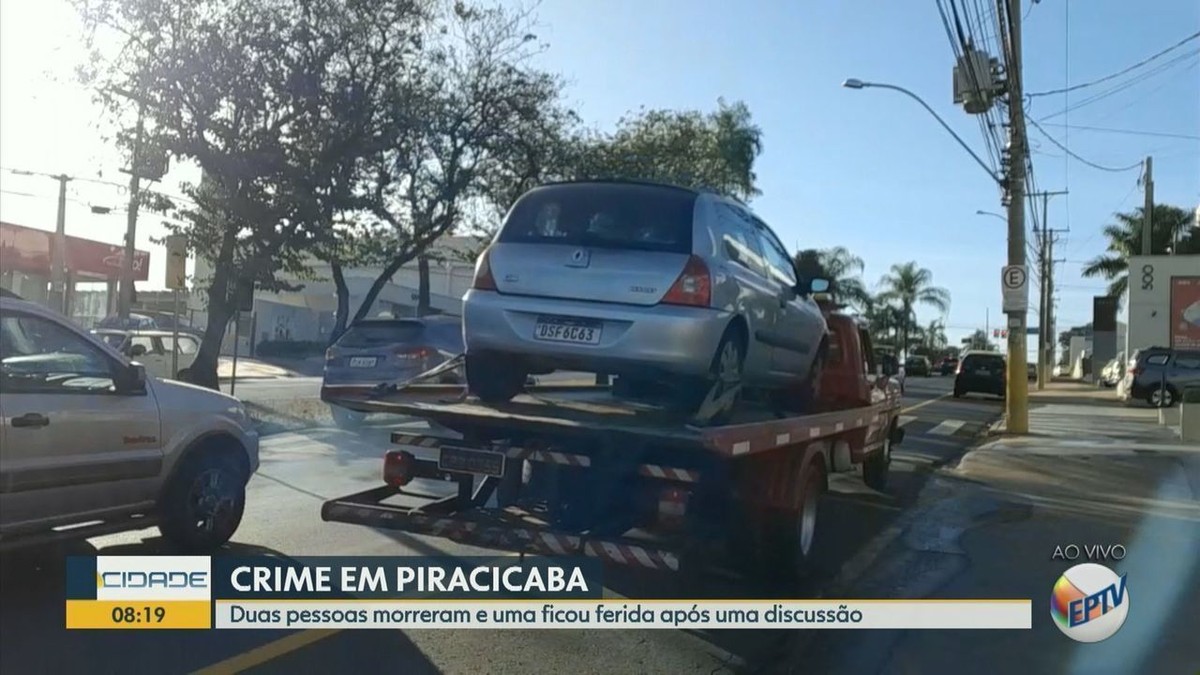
462,180,830,413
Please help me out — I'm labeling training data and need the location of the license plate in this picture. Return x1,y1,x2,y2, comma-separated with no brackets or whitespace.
438,445,506,477
533,316,602,345
976,369,990,375
349,357,377,368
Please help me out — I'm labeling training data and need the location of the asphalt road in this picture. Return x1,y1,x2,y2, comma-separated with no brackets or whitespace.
0,375,1003,675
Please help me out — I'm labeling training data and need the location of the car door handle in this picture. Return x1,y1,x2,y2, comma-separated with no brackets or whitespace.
12,413,50,428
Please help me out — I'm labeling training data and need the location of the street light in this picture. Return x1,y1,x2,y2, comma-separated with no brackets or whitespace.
842,78,1001,186
976,210,1006,221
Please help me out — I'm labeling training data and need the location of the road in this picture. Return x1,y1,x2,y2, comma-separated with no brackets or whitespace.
0,375,1003,674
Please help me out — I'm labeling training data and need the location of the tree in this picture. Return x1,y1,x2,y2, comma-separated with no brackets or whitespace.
1082,204,1200,302
571,99,763,200
75,0,433,388
326,2,570,342
916,319,947,354
793,247,869,310
878,262,951,359
962,329,995,351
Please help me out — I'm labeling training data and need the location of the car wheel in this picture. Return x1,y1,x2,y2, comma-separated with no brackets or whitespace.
158,452,247,553
175,368,192,383
684,327,745,424
953,386,964,398
466,353,527,405
330,405,366,429
863,426,893,491
1147,385,1177,408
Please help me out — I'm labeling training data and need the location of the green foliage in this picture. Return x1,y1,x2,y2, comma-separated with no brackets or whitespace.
571,99,763,200
793,247,870,310
1082,204,1200,303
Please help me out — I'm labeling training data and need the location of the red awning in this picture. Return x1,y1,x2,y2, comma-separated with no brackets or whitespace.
0,221,150,282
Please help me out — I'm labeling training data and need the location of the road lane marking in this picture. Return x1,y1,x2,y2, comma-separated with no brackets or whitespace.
928,420,966,436
898,415,917,427
190,629,341,675
900,392,951,414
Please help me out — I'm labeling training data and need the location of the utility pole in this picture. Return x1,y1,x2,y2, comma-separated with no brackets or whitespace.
1003,0,1030,434
49,174,71,314
1141,156,1153,256
1030,190,1068,390
118,102,146,320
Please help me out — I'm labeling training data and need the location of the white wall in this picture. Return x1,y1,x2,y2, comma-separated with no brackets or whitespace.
1125,255,1200,355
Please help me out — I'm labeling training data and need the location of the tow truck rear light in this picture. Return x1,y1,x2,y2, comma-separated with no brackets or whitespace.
657,486,689,528
661,255,711,307
383,450,417,487
472,247,498,291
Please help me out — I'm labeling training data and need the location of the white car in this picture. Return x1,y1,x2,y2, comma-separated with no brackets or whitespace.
1,295,259,552
92,328,201,381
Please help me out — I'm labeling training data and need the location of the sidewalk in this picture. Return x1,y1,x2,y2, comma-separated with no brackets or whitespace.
794,382,1200,674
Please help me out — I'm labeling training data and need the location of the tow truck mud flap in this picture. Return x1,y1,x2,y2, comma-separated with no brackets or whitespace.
320,488,681,572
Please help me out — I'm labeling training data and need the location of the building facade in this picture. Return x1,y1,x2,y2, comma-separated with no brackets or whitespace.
1125,255,1200,355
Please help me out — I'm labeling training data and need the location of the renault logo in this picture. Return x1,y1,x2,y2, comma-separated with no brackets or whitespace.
572,249,585,261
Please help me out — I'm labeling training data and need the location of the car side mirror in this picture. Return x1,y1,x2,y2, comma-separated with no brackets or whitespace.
115,363,147,394
809,277,831,294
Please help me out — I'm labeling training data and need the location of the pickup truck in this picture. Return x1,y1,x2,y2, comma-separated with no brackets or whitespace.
0,293,259,553
321,304,904,583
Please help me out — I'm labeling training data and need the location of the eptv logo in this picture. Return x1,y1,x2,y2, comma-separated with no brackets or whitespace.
1050,563,1130,643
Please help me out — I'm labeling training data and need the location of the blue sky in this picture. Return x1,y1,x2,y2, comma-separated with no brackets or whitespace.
521,0,1200,348
1,0,1197,351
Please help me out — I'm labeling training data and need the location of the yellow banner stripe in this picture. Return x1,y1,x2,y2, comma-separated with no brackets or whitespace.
66,600,211,629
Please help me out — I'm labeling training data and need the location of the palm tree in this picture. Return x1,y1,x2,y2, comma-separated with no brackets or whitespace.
922,319,948,353
792,247,870,310
878,262,951,359
1082,204,1200,301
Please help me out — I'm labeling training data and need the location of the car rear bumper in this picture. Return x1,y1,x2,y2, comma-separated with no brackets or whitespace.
955,375,1006,395
463,289,732,378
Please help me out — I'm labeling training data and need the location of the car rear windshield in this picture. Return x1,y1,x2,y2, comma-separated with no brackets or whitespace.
337,321,425,348
498,182,697,254
963,354,1005,371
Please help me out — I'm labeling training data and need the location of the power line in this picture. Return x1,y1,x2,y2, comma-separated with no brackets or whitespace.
1038,48,1200,120
1027,117,1144,172
1027,29,1200,98
1033,123,1200,141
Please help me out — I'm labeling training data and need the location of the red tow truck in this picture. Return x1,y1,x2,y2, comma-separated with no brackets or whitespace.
320,306,904,581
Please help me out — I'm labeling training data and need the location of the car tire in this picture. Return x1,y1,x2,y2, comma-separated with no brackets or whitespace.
466,353,527,405
682,327,745,424
863,426,893,492
175,368,192,383
953,386,964,398
330,405,366,429
1147,385,1177,408
158,452,247,553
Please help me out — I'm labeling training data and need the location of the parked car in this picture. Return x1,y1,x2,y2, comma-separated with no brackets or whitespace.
0,294,258,552
322,316,465,428
461,180,831,417
953,350,1006,399
936,356,959,376
1119,347,1200,407
94,313,159,331
905,355,931,377
91,328,201,381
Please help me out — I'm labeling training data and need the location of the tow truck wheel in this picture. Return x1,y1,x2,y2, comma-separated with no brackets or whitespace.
863,426,893,491
158,452,247,553
466,354,527,404
761,459,826,584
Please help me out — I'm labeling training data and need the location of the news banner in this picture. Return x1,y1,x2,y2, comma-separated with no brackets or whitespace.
66,556,1032,630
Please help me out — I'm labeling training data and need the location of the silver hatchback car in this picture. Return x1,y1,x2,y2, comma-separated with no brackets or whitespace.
462,180,830,412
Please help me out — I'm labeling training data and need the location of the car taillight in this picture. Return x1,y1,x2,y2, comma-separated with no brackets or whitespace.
326,347,339,360
472,247,497,291
661,255,711,307
1129,366,1142,377
395,346,435,360
384,450,416,487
